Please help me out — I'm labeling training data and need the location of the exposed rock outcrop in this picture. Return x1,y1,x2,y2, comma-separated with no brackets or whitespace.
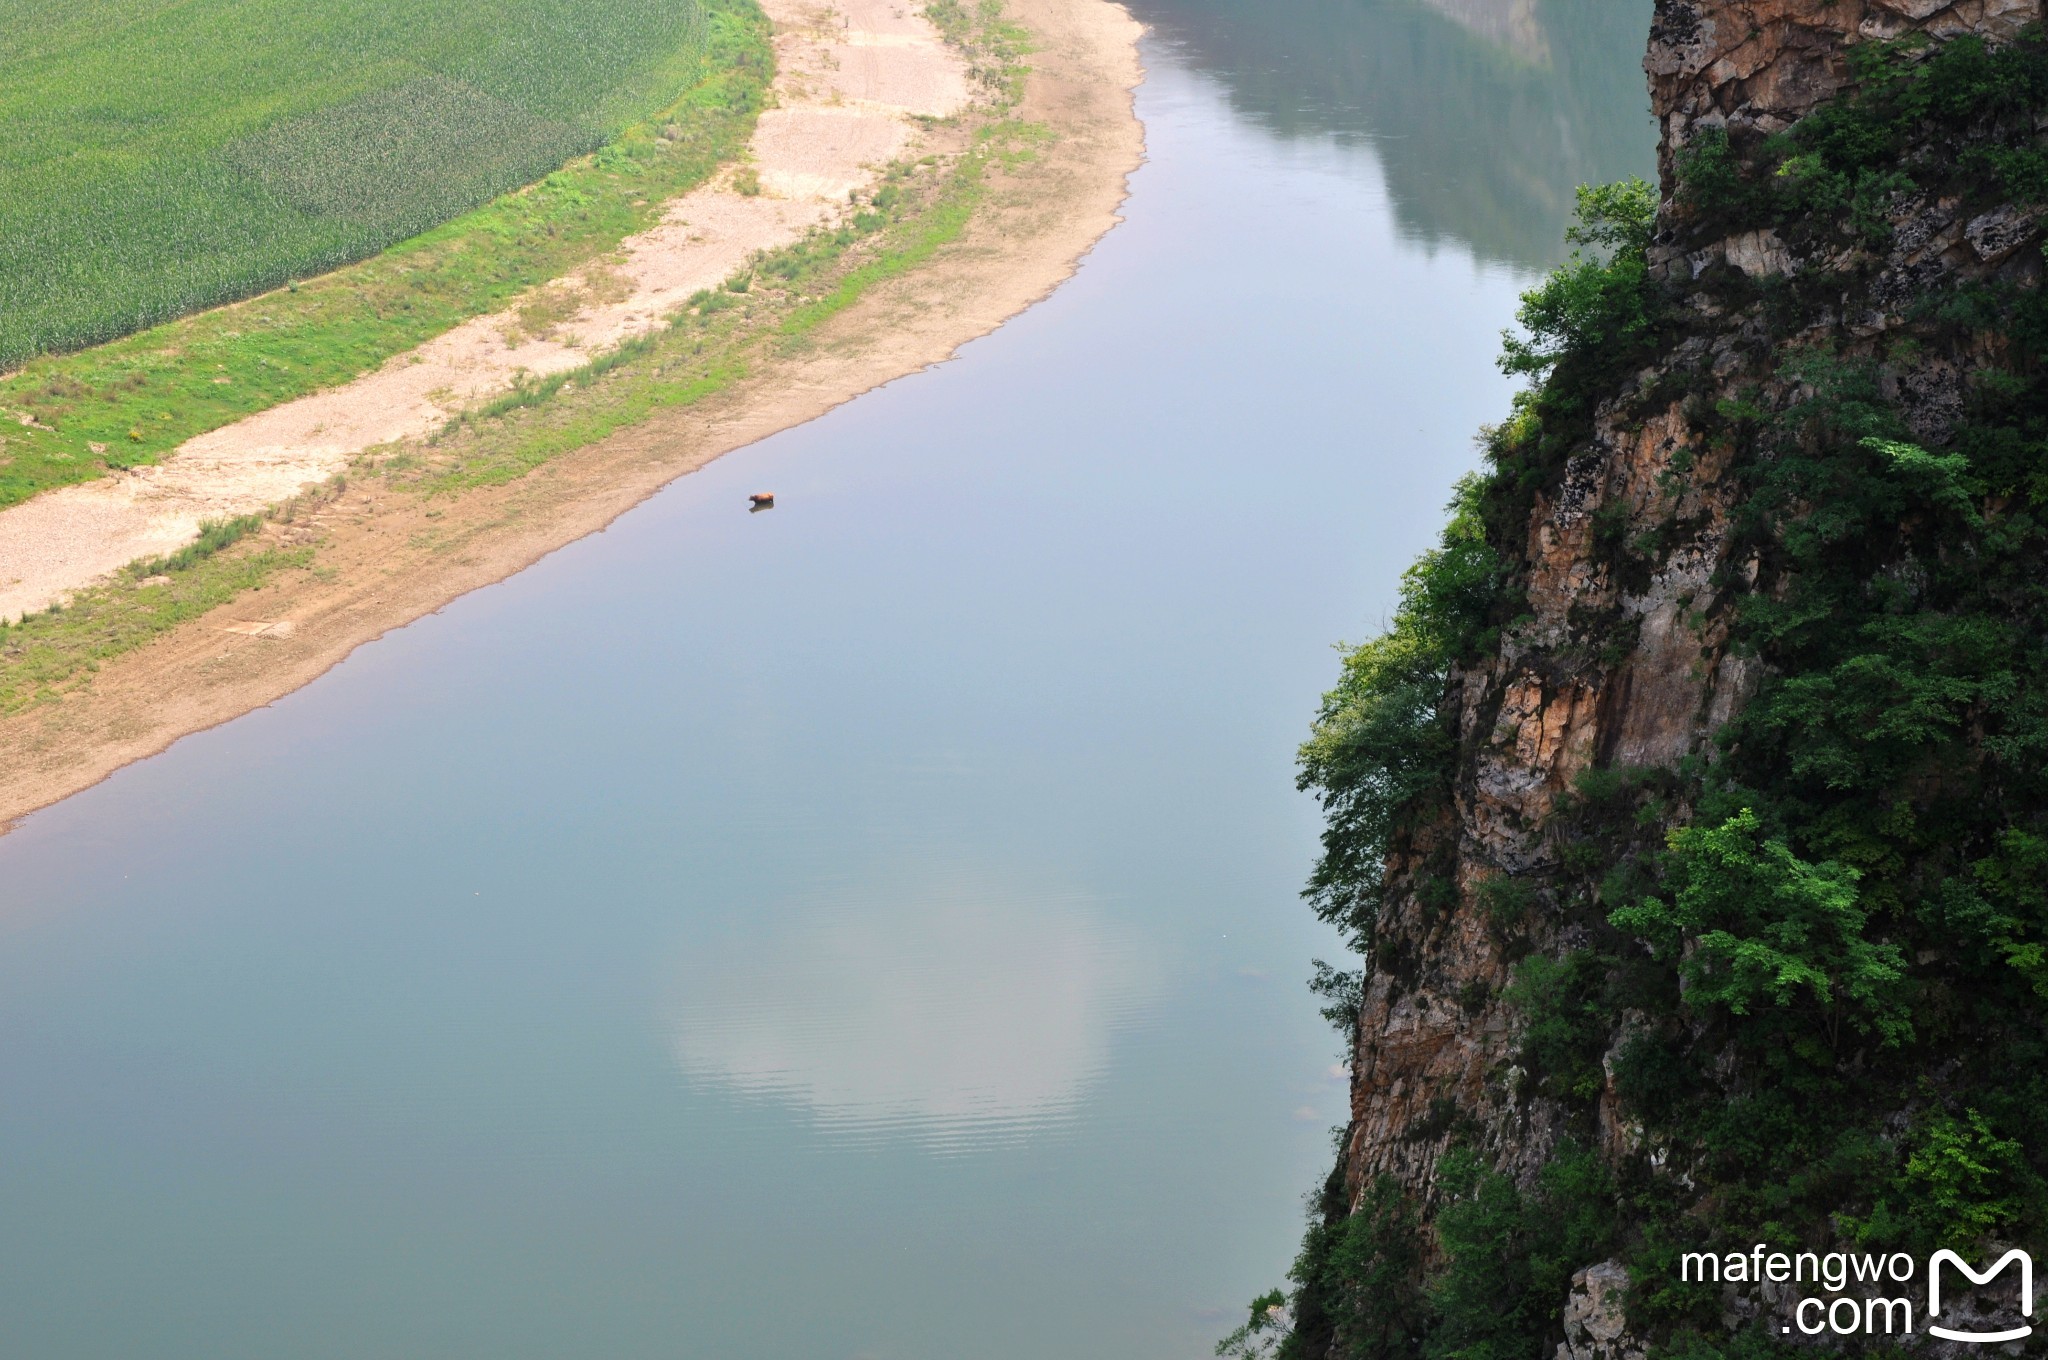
1556,1262,1643,1360
1646,0,2042,190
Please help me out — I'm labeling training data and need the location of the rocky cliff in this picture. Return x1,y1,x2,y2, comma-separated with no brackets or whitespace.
1646,1,2040,189
1271,4,2048,1359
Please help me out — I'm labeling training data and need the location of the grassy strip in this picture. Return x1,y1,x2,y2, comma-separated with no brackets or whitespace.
0,0,772,513
0,549,313,715
0,477,347,712
395,134,1010,497
778,155,986,340
128,515,269,580
395,3,1039,496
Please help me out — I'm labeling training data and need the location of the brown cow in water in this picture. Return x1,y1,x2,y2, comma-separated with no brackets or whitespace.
748,492,775,510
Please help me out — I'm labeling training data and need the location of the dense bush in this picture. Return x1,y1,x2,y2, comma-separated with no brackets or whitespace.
1676,26,2048,240
1427,1144,1618,1360
1610,809,1910,1045
1499,179,1659,382
1282,1173,1430,1360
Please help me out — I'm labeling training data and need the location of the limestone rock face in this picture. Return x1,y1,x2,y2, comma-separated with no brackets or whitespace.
1645,0,2043,190
1329,1,2047,1354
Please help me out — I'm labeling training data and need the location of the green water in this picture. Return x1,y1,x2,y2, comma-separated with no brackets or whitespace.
0,4,1654,1355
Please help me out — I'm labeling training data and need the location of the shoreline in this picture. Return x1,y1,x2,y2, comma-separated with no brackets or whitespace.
0,0,1146,830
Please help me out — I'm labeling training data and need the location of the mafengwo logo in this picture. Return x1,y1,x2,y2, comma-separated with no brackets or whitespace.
1680,1245,2033,1341
1930,1249,2032,1344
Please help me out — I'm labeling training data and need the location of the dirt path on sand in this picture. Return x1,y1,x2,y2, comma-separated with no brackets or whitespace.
0,0,971,625
0,0,1145,827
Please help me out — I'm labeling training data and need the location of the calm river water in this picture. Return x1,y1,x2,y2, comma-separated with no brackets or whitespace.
0,4,1653,1356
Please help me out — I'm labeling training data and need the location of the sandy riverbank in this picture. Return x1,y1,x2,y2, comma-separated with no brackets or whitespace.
0,0,971,625
0,0,1145,828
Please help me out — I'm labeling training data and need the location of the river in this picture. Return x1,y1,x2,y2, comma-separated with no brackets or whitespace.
0,4,1653,1356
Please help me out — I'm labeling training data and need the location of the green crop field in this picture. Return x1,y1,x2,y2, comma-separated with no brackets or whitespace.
0,0,713,369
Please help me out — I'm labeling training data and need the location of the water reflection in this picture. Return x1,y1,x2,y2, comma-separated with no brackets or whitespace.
1121,0,1658,268
669,876,1159,1151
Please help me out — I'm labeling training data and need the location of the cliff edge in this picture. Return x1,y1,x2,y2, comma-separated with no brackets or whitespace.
1268,3,2048,1358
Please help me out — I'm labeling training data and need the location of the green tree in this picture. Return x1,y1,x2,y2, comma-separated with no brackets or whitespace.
1498,178,1657,381
1610,810,1910,1046
1902,1109,2026,1250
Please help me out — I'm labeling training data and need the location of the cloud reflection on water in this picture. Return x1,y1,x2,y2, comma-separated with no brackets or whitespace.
667,876,1161,1152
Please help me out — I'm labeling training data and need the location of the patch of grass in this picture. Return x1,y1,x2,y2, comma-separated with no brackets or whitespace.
983,118,1055,170
777,151,987,339
0,0,772,511
126,514,267,580
0,547,308,715
0,545,313,714
923,0,1035,102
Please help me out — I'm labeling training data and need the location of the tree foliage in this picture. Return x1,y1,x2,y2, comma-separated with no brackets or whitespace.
1610,810,1910,1044
1498,179,1657,381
